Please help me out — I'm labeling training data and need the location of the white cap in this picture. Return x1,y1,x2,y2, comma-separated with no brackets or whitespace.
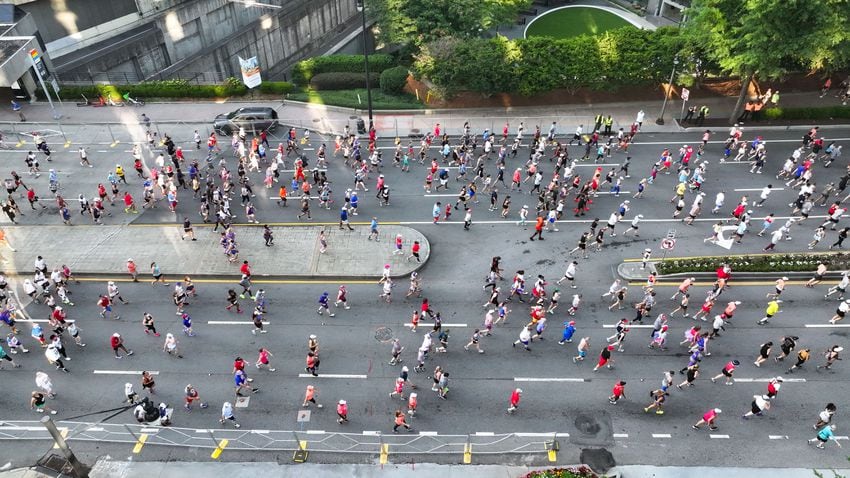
516,388,523,393
714,408,722,413
309,334,317,339
113,333,120,337
402,366,409,372
339,399,346,405
781,276,789,280
637,214,644,218
734,301,741,305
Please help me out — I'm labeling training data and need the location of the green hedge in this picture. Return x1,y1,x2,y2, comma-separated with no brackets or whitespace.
310,72,380,91
415,26,684,97
764,106,850,120
380,66,409,94
259,81,295,95
654,253,850,275
45,78,296,100
292,54,395,85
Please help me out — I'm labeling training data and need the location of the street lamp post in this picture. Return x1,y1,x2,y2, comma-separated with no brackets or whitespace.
655,56,679,125
356,0,374,131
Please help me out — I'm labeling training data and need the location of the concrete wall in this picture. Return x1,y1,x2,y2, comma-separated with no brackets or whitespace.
168,0,358,81
17,0,138,43
55,0,358,83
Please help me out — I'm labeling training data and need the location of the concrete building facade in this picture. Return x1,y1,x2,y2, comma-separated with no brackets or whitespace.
6,0,359,86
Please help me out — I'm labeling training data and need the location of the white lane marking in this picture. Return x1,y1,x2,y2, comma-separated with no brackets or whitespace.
419,431,438,436
603,324,653,328
806,324,850,328
207,321,270,325
736,378,806,383
86,427,105,432
769,435,788,440
710,434,730,439
140,428,159,433
475,432,495,436
306,430,325,434
613,433,629,438
362,431,380,436
734,188,785,191
404,323,467,328
835,436,849,440
0,427,44,431
513,377,585,382
515,432,559,437
400,215,831,227
297,373,368,379
250,430,270,434
93,370,159,375
195,429,208,433
652,433,672,438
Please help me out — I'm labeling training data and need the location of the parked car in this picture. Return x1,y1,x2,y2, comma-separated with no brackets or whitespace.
214,107,278,136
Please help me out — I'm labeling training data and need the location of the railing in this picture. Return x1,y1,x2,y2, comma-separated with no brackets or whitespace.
0,421,560,457
57,71,234,86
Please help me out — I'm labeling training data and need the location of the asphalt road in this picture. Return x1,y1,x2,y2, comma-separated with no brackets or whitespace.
0,123,849,469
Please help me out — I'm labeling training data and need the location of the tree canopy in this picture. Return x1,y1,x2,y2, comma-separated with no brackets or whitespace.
683,0,850,120
368,0,532,46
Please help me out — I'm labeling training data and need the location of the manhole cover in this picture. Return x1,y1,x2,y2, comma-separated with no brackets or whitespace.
312,118,320,123
410,128,420,134
375,327,394,343
349,115,359,120
574,414,600,435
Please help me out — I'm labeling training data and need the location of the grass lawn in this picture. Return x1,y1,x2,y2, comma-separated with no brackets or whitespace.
288,88,425,110
525,7,633,39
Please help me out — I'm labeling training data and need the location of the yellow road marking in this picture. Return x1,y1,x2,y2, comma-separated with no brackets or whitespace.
52,428,68,449
463,443,472,464
380,443,389,465
628,280,813,287
210,438,229,459
624,251,841,262
547,447,557,462
132,433,147,454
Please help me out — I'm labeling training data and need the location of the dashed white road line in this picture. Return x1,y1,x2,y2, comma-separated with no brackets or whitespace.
93,370,159,375
710,434,730,439
404,323,467,328
515,432,562,437
297,373,367,379
651,433,672,438
419,431,438,436
734,188,785,191
475,432,495,436
769,435,789,440
513,377,586,382
613,433,629,438
736,378,806,383
362,431,380,436
805,324,850,328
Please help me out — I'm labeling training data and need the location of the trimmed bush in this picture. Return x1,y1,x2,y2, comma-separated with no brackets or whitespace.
654,252,850,275
48,78,243,100
259,81,295,95
292,54,394,85
764,106,850,121
380,66,409,94
310,72,380,91
43,78,294,100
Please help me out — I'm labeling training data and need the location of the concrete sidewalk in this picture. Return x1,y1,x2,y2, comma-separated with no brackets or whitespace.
0,87,843,140
5,461,847,478
0,224,428,280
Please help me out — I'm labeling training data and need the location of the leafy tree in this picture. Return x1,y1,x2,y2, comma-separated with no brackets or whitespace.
684,0,850,123
369,0,531,47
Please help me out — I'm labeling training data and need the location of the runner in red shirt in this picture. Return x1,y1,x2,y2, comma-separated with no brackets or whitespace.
240,261,251,278
507,388,522,413
609,380,626,404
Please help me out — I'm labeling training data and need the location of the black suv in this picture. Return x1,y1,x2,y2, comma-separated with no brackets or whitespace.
214,107,279,136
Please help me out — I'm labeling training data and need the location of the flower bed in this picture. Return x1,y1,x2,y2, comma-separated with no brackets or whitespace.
654,253,850,275
522,466,599,478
